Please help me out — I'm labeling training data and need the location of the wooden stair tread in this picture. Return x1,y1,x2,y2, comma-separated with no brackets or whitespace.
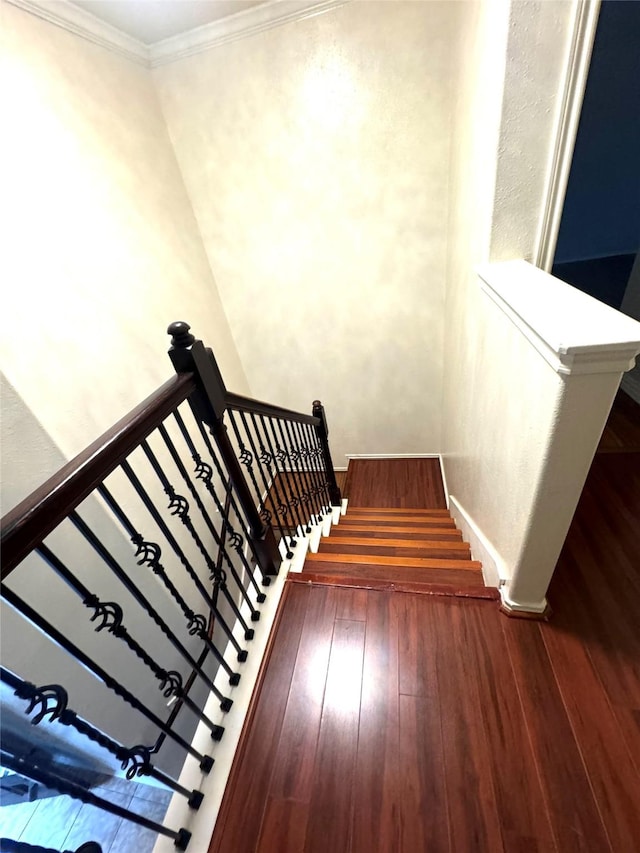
305,552,481,571
322,536,469,551
340,515,456,527
299,563,485,586
288,573,498,599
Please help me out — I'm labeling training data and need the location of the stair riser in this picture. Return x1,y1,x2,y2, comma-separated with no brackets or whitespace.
333,525,462,542
346,508,451,518
319,543,471,560
339,517,456,528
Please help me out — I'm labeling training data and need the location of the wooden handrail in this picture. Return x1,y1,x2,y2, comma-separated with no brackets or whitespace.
225,391,320,426
0,373,196,579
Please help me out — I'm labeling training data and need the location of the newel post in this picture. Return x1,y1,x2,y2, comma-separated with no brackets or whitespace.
167,322,281,576
312,400,342,507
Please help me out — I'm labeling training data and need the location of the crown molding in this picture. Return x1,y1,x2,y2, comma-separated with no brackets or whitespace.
478,260,640,377
5,0,149,66
6,0,349,68
149,0,349,67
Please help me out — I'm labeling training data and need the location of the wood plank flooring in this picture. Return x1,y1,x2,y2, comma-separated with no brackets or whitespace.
343,458,447,508
210,446,640,853
597,389,640,453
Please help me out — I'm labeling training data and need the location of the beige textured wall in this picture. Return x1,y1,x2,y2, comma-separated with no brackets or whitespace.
0,1,248,464
443,0,577,584
153,0,463,466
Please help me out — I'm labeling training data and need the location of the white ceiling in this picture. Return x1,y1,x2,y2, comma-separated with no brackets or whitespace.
70,0,266,45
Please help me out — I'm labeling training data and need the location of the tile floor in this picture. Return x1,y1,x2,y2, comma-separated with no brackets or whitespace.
0,776,172,852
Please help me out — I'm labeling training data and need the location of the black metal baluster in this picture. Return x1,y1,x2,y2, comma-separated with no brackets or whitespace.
262,415,297,535
224,411,263,510
249,412,299,550
236,411,280,535
282,419,313,533
271,417,308,536
303,422,330,513
292,420,324,523
35,543,224,741
98,484,245,679
69,506,234,709
170,411,267,599
237,410,298,559
254,414,296,558
119,460,252,652
265,416,306,539
0,667,202,807
182,411,272,573
0,750,190,850
1,585,213,773
156,423,264,612
140,440,259,631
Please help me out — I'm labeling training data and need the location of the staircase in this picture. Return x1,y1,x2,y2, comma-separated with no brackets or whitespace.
299,505,499,599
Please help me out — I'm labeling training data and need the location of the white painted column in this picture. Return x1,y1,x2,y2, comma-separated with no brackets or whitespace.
479,260,640,615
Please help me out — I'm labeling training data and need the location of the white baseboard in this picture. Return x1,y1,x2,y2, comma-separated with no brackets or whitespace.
500,586,549,615
448,495,507,589
345,453,440,459
438,454,450,509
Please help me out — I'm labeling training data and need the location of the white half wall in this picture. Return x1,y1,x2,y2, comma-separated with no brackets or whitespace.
442,1,598,612
153,0,466,467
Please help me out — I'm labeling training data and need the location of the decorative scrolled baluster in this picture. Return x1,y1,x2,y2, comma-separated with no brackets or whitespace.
103,472,248,675
157,421,265,605
271,417,309,536
2,583,214,773
34,542,225,739
282,419,314,532
141,439,260,631
264,416,307,538
293,419,324,522
237,409,295,553
304,421,331,512
0,747,192,850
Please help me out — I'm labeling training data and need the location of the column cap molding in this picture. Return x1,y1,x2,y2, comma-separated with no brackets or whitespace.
479,259,640,376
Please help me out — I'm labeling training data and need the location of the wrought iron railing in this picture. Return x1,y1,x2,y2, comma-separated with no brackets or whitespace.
0,322,341,850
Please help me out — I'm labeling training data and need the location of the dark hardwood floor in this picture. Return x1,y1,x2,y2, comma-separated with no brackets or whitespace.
343,458,447,508
597,389,640,452
211,406,640,853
